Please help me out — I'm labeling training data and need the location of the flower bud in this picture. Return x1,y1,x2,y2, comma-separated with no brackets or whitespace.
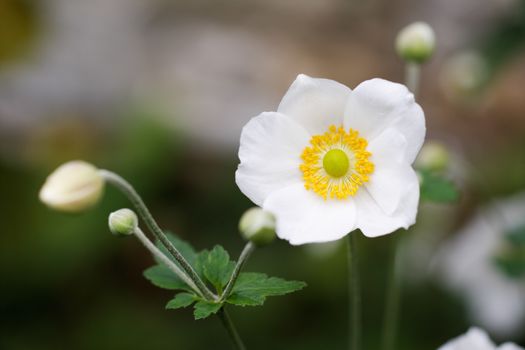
396,22,435,63
415,141,450,172
39,160,104,213
108,209,138,236
239,207,276,246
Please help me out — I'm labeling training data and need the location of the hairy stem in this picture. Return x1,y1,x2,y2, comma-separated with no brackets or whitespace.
133,227,202,297
99,170,216,300
218,307,247,350
221,242,255,302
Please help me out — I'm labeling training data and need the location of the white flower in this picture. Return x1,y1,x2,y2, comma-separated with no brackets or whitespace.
235,74,425,245
436,192,525,337
438,328,524,350
39,160,105,213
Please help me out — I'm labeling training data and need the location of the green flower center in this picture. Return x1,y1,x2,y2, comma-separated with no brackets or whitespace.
322,149,349,178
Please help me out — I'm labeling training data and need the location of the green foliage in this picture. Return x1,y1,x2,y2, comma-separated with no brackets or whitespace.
493,252,525,279
505,224,525,247
493,224,525,279
227,273,306,306
143,265,192,292
193,301,223,320
166,293,197,310
201,245,235,292
144,232,306,320
419,170,459,203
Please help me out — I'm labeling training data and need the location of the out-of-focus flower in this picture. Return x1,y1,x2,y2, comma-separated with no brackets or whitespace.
238,207,276,246
108,208,138,236
415,141,450,172
236,74,425,245
440,51,489,102
438,327,524,350
395,22,435,64
39,160,104,213
436,192,525,337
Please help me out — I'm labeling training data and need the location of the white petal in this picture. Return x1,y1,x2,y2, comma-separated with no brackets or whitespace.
364,130,417,215
344,78,425,164
278,74,351,135
263,183,356,245
499,344,525,350
236,112,309,206
438,328,496,350
354,171,419,238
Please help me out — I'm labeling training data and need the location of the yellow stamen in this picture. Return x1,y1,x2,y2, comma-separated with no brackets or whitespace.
300,125,374,200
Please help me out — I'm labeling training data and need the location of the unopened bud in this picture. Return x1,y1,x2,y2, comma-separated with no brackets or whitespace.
396,22,435,63
108,209,138,236
39,160,104,213
415,141,450,172
239,207,276,246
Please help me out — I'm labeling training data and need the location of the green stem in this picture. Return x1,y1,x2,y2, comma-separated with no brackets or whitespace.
405,62,421,96
381,235,402,350
347,233,361,350
133,226,202,297
99,170,216,301
221,242,255,302
218,307,247,350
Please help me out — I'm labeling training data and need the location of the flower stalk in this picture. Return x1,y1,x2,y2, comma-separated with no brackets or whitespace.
218,307,247,350
99,169,216,300
347,233,362,350
405,62,421,97
221,242,256,302
133,226,202,297
381,235,403,350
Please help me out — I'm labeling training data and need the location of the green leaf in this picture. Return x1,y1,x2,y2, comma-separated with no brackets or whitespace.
226,293,264,306
420,171,459,203
193,301,222,320
143,265,192,291
226,272,306,307
505,224,525,247
201,245,235,291
166,293,198,310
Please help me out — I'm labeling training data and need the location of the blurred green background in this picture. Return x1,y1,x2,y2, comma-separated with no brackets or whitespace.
1,0,524,349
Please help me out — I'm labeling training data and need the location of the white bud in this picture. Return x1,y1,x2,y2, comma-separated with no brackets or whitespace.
108,209,138,236
39,160,104,213
396,22,435,63
239,207,276,246
415,141,450,172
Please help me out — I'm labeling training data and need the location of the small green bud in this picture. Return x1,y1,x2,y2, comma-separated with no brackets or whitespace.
239,207,276,246
39,160,105,213
415,141,450,172
108,208,138,236
396,22,435,63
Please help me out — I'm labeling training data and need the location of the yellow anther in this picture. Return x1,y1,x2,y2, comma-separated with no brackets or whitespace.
300,125,374,200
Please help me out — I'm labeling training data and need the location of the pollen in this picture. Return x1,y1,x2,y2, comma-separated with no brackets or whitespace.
299,125,374,200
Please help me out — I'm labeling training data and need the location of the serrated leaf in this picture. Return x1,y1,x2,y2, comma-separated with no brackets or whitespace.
226,293,264,306
420,171,459,203
166,293,198,310
226,272,306,307
201,245,235,292
143,265,192,291
193,301,222,320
